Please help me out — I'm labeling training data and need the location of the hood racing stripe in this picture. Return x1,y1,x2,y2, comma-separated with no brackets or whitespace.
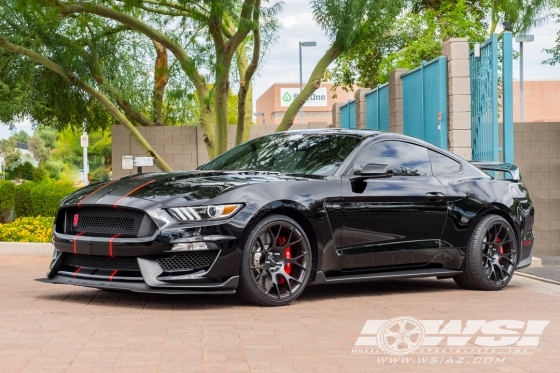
78,179,120,207
113,180,156,208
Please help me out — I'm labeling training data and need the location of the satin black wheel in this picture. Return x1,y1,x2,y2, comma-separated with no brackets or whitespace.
454,215,517,290
236,215,312,306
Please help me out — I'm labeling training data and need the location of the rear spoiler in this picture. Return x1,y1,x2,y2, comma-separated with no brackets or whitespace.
469,161,521,181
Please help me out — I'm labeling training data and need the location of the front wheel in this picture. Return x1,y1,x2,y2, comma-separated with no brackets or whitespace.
236,214,312,306
454,215,517,291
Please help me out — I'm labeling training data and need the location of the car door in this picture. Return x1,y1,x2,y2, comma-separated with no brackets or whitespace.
340,140,448,270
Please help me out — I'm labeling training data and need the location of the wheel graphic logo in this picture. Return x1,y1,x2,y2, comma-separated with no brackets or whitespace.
376,317,425,355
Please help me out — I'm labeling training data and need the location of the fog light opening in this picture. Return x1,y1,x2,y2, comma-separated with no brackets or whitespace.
171,242,209,251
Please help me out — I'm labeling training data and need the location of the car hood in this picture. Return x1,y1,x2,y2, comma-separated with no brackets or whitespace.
64,171,319,207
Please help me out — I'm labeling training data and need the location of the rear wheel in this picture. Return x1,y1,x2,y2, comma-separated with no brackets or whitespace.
454,215,517,290
236,214,312,306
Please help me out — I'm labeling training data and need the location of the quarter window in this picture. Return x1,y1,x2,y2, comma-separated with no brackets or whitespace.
429,150,461,176
352,141,432,176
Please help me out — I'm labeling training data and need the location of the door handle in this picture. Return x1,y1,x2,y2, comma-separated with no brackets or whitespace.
425,192,444,201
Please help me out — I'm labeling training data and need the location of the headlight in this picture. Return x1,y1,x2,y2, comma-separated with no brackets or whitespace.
168,204,243,222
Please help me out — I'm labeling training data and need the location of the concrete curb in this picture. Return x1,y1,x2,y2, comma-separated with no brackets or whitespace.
516,271,560,286
0,242,53,256
529,256,542,268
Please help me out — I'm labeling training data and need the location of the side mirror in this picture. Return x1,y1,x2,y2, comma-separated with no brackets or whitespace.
351,163,393,180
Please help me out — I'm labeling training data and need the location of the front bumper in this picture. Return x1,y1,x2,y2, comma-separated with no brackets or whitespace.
42,221,245,294
36,275,238,295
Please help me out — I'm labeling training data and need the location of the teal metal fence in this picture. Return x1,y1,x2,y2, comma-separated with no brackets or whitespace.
365,83,389,130
401,56,448,148
340,100,356,129
469,32,514,163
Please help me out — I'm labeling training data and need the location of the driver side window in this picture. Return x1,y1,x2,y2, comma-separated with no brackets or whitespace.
352,141,432,176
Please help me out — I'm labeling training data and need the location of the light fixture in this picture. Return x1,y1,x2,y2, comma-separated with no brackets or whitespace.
171,242,209,251
473,43,481,58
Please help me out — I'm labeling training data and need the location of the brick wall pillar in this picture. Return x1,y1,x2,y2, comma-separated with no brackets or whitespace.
389,68,407,134
354,88,371,129
441,38,471,160
332,102,343,128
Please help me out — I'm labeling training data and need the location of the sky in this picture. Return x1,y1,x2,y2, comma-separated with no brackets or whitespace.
1,1,559,140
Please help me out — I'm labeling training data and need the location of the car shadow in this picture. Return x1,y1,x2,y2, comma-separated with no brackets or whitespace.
36,277,468,310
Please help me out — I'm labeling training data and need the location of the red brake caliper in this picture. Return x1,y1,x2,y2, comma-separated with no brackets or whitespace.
277,236,292,284
496,237,503,254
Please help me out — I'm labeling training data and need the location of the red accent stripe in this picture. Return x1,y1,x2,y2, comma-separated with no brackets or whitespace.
78,179,120,207
113,180,156,208
73,232,86,254
109,270,118,282
109,233,121,258
523,240,532,246
73,267,82,277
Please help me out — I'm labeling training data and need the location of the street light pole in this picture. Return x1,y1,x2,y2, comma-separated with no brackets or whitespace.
520,41,524,122
299,42,303,125
298,41,316,125
515,35,534,123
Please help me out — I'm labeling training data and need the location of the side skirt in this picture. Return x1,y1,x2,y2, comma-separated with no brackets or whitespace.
312,268,463,285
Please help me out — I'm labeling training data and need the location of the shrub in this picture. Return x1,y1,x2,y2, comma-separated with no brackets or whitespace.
30,181,76,217
0,216,53,243
14,182,35,218
0,180,15,223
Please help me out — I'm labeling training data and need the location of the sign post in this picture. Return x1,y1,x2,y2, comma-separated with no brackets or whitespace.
80,132,89,186
133,157,154,174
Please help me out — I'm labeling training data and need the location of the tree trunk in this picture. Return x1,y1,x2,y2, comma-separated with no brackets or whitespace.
276,45,341,132
0,37,173,172
214,54,232,156
153,41,169,126
235,43,254,144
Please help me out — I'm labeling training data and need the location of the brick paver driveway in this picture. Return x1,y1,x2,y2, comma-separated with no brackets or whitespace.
1,257,559,373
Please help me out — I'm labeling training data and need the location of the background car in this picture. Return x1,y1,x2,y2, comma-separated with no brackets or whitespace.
38,129,535,306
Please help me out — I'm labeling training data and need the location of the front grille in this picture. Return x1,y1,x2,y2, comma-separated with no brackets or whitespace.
64,253,140,271
157,251,219,272
67,207,145,238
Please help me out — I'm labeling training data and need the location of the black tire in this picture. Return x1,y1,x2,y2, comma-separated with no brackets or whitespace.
453,215,517,291
236,214,313,306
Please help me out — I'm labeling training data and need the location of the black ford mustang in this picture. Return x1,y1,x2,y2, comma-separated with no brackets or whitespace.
38,129,535,306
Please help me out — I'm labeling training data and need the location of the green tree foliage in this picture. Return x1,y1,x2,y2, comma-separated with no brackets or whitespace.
0,137,20,169
276,0,405,131
489,0,553,35
332,0,488,88
0,0,280,163
11,161,35,181
330,0,554,90
29,180,75,216
0,179,15,222
14,182,34,217
53,127,112,183
13,130,30,144
543,0,560,65
28,135,51,162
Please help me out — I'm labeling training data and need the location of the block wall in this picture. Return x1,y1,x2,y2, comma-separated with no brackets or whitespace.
112,122,331,179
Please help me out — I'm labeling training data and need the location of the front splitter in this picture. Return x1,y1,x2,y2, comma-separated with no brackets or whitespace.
35,275,238,295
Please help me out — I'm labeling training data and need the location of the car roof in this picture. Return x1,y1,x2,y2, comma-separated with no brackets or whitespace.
282,128,383,138
281,128,468,163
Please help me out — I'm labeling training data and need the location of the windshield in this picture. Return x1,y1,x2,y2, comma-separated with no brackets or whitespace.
200,133,363,176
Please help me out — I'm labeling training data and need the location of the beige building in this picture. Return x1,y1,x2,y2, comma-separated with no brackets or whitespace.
513,80,560,122
255,83,355,126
